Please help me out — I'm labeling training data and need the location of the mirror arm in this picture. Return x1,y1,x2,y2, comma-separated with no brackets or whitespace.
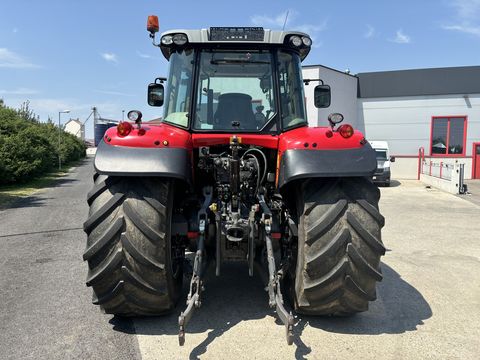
303,78,324,85
150,32,162,48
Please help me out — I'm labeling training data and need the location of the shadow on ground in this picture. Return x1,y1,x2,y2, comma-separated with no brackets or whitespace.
290,264,432,358
459,180,480,207
111,262,431,359
2,178,79,209
0,158,92,210
378,179,402,188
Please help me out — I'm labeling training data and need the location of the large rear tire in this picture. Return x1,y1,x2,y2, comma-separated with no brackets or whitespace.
292,177,385,315
83,174,182,316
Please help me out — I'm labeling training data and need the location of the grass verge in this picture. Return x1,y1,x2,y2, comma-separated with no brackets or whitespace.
0,159,85,210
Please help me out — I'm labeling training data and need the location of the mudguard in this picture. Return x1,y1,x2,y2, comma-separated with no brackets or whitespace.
94,140,192,184
277,143,377,188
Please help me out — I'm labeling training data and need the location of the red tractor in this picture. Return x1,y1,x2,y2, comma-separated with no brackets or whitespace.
83,16,385,345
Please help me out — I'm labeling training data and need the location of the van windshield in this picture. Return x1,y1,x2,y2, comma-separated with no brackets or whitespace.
375,150,388,160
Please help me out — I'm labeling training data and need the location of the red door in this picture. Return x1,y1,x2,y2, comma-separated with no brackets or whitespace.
474,143,480,179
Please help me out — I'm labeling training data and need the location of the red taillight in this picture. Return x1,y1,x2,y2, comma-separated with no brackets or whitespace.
338,124,354,138
187,231,198,239
117,122,133,136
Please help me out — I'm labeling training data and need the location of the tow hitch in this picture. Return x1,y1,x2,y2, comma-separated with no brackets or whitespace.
178,189,294,346
178,187,212,346
259,194,295,345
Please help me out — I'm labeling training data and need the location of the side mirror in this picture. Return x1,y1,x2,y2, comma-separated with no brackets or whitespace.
148,83,164,107
314,84,331,108
390,156,396,163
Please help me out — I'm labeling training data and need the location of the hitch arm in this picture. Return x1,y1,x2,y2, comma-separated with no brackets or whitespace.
178,187,212,346
264,231,294,345
258,194,294,345
178,229,204,346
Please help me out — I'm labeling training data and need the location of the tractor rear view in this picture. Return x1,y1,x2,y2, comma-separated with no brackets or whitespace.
83,16,385,345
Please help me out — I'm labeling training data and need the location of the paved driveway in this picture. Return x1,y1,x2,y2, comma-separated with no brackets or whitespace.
1,161,479,359
0,158,140,360
462,180,480,207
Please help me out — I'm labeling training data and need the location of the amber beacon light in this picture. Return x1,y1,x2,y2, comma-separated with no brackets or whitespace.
147,15,159,34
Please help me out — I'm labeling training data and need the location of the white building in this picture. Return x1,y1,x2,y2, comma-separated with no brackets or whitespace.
302,65,480,180
64,118,85,141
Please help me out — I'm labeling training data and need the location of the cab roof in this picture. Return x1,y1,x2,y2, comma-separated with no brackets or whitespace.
158,28,311,61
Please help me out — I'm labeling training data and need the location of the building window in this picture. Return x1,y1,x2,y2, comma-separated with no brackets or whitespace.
430,116,467,156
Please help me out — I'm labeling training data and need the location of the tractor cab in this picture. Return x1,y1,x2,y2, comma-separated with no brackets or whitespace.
146,22,330,133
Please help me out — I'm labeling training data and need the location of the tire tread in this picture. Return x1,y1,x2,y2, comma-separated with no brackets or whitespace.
83,174,181,316
293,177,384,315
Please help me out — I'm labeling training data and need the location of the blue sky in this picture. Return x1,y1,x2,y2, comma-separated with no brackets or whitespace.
1,0,479,139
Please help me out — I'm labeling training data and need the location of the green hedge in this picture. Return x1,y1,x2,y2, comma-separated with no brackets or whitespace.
0,101,86,184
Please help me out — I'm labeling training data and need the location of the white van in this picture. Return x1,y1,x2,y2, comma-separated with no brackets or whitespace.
369,141,395,186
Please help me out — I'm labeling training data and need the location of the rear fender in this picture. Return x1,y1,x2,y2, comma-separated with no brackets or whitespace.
277,127,376,188
94,122,192,184
94,140,192,184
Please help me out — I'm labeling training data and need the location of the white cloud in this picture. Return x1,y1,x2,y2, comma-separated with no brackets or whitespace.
295,21,328,35
442,24,480,36
18,98,124,117
0,88,38,95
391,29,411,44
250,10,327,48
92,103,126,120
0,48,40,68
364,24,375,38
25,98,83,113
93,89,135,97
1,97,126,133
450,0,480,19
101,52,118,63
136,51,152,59
442,0,480,37
251,10,291,28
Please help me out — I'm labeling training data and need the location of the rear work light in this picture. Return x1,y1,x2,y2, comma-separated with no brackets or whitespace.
338,124,354,138
161,35,173,45
290,36,302,47
173,33,188,45
161,33,188,46
117,121,133,136
302,36,312,46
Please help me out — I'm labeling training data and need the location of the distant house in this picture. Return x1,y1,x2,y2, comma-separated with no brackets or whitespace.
64,118,85,141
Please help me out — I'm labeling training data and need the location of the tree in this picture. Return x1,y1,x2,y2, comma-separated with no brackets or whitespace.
18,100,39,123
0,100,86,184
